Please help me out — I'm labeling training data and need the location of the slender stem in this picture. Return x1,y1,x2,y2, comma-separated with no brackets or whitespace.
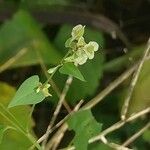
126,107,150,122
43,65,60,86
60,50,72,64
44,50,71,85
35,48,72,113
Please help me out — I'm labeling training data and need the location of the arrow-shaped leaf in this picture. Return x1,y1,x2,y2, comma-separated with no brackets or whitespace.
8,75,45,108
59,63,85,81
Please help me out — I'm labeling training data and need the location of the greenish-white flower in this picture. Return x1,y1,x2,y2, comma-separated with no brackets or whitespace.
84,41,99,59
65,37,76,49
77,37,86,47
64,49,88,66
74,49,88,65
36,83,52,97
64,24,99,66
42,84,52,97
71,24,85,40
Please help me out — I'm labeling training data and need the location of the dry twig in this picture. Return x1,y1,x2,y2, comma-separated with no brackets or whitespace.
89,107,150,143
42,76,73,149
45,100,84,150
122,122,150,147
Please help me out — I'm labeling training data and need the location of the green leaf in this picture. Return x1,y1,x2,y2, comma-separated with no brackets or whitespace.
0,82,34,149
71,24,85,40
59,63,85,81
54,24,105,104
8,75,45,108
0,10,61,68
67,110,102,150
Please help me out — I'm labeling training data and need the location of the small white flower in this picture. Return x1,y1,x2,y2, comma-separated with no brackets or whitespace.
77,37,86,47
42,84,52,97
64,25,100,66
36,83,52,97
71,24,85,40
74,49,88,65
84,41,99,59
89,41,99,51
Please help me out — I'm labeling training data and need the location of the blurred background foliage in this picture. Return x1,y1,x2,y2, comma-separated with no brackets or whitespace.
0,0,149,149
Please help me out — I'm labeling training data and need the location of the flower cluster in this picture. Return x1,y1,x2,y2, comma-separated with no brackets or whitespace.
64,24,99,65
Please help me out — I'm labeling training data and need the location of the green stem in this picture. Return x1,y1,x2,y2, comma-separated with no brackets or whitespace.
44,50,71,86
60,50,72,64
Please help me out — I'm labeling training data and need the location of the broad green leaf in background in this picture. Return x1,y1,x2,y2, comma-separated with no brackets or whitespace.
0,10,61,68
54,24,105,104
67,110,102,150
127,59,150,116
59,63,85,81
8,75,45,108
0,82,34,149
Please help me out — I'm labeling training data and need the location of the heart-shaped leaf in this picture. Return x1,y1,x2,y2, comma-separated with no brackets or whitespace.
8,75,45,108
59,63,85,81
